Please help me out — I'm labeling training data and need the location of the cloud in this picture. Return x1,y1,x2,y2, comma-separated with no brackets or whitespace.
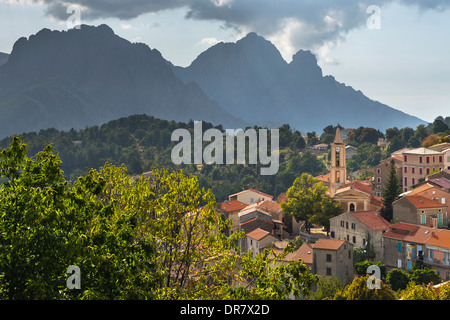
120,23,132,30
22,0,450,60
199,37,222,46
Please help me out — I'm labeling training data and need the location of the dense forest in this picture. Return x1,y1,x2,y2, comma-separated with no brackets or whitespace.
1,114,448,202
0,115,326,201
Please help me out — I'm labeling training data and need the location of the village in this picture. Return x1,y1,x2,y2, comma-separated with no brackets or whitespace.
215,127,450,286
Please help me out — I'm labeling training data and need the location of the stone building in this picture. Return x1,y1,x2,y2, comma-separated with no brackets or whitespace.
329,210,390,261
392,195,447,227
312,239,354,283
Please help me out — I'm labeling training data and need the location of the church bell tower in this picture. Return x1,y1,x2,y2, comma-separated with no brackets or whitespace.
329,127,346,197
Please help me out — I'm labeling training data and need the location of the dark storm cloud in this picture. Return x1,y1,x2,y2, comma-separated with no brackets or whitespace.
36,0,450,49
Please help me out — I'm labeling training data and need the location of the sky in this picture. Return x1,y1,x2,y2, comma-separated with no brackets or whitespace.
0,0,449,123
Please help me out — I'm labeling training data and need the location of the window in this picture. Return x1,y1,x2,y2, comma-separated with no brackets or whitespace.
348,250,351,259
377,168,381,174
346,221,349,229
377,177,381,183
351,223,356,230
427,168,430,175
404,167,407,173
404,155,408,162
397,259,402,268
397,242,402,252
326,268,332,275
421,215,426,224
419,168,423,175
326,254,332,262
419,156,423,164
331,231,335,238
412,167,415,174
439,156,443,163
412,178,415,185
404,177,408,186
352,236,356,243
426,157,430,164
349,203,355,212
340,220,344,227
442,198,446,205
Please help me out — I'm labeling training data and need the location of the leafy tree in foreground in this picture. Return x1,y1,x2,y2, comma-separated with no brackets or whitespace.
0,136,317,300
334,275,396,300
399,283,438,300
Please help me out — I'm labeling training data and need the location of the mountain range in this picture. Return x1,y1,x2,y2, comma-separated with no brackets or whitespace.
0,25,246,138
0,24,426,139
173,32,426,132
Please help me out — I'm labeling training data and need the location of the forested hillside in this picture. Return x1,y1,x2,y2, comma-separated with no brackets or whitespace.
0,114,325,201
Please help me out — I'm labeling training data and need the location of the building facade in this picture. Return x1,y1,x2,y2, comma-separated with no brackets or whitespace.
373,157,403,198
312,239,354,283
329,210,390,261
392,195,447,227
401,148,445,192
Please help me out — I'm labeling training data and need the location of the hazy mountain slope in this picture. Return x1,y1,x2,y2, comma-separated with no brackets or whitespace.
0,53,8,66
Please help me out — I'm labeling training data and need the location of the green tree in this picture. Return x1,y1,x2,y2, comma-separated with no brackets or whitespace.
437,282,450,300
432,118,449,134
381,159,402,222
386,268,410,291
310,195,343,235
400,282,438,300
354,261,386,280
307,275,346,300
281,173,329,233
408,266,441,286
0,136,319,300
334,275,396,300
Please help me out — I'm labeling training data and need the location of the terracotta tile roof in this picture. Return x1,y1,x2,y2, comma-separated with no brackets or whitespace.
370,195,384,207
349,211,391,230
426,230,450,249
229,188,273,200
381,222,418,240
352,180,373,195
382,229,409,240
217,200,248,212
246,228,272,241
282,243,314,264
391,222,420,233
276,192,287,203
404,226,442,244
313,238,347,250
336,180,372,196
315,173,331,183
406,195,447,209
255,200,282,214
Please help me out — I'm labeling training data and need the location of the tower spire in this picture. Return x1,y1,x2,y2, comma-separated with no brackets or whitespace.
334,127,343,144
